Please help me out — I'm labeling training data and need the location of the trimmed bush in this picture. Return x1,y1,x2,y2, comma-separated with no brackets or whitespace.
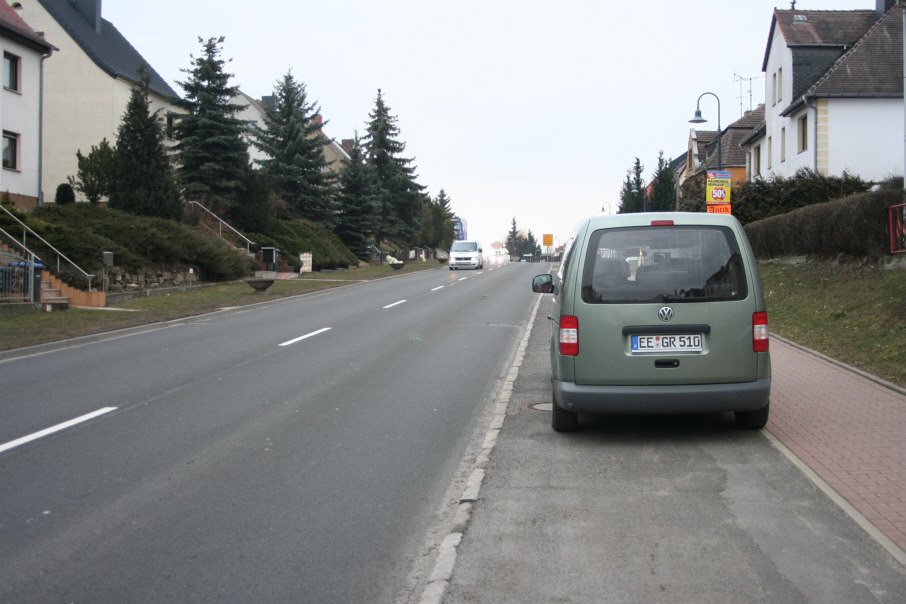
54,183,75,205
745,189,902,259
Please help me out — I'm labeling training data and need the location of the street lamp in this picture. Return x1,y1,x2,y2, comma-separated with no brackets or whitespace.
689,92,722,171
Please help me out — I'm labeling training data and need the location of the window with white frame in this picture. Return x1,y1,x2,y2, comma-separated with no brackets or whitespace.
768,136,773,169
753,144,762,176
3,52,20,91
797,115,808,153
781,127,786,162
771,73,776,105
777,67,783,103
3,131,19,169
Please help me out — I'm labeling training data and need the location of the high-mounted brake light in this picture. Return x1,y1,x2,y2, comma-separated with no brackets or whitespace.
753,312,769,352
650,220,675,226
559,315,579,356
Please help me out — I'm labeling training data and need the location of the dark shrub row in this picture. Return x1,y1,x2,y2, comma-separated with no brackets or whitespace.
1,205,247,286
744,189,903,259
249,218,360,271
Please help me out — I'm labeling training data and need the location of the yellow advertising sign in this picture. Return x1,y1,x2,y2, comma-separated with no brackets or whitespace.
543,233,553,247
706,170,732,214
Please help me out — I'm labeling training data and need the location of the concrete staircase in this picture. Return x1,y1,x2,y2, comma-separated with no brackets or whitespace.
40,272,106,307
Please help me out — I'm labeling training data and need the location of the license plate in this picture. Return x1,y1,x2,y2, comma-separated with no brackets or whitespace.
631,334,702,353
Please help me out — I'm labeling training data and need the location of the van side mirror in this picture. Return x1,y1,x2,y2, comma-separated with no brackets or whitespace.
532,274,554,293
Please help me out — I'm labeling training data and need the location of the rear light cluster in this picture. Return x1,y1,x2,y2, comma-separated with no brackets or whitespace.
559,313,768,355
559,316,579,356
753,312,769,352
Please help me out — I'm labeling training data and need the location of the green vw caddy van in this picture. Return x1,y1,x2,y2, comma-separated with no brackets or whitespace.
532,212,770,432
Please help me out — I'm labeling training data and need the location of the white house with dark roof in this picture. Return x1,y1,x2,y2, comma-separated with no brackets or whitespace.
11,0,182,203
1,0,53,209
742,0,903,183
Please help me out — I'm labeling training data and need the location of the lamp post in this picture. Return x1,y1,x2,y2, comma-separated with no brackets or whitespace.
689,92,722,171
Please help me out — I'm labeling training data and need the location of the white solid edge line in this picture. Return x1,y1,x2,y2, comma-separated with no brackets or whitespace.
383,299,407,309
0,406,118,455
431,286,445,291
279,327,332,347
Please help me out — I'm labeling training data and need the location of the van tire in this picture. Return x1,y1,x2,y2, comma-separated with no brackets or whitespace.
735,404,769,429
551,396,579,432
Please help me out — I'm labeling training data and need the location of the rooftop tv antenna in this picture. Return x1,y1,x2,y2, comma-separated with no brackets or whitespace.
734,73,763,116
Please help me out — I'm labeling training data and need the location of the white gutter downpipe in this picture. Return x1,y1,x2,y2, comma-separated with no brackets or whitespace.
38,42,55,206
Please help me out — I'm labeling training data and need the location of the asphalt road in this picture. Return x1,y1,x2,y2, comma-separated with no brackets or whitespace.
0,262,539,603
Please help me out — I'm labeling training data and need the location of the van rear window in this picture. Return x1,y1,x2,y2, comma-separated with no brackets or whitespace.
580,225,748,303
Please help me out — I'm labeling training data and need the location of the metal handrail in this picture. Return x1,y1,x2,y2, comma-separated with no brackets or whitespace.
0,205,94,290
186,201,254,254
0,226,41,262
0,226,42,302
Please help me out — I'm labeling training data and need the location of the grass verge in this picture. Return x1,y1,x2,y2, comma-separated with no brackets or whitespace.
0,262,441,352
759,260,906,388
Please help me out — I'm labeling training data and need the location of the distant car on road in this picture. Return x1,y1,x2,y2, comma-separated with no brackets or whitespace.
532,212,771,432
449,240,483,270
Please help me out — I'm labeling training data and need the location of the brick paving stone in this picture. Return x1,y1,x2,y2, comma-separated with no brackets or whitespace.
768,338,906,555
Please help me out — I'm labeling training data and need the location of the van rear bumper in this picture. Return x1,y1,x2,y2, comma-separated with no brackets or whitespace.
554,378,771,414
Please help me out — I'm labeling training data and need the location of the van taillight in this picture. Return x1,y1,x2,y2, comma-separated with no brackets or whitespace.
559,316,579,356
753,312,769,352
650,220,674,226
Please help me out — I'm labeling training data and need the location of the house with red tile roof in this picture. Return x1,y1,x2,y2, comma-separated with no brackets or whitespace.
10,0,182,204
741,0,903,183
1,0,53,209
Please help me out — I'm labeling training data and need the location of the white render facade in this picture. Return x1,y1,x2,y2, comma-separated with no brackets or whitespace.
1,8,51,208
746,3,903,184
12,0,182,203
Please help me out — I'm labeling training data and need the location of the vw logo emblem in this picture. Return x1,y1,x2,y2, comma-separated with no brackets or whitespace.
658,306,674,322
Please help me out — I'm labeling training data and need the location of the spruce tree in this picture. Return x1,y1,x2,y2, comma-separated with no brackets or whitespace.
649,151,677,212
173,36,249,213
618,157,646,213
108,71,182,219
334,134,379,260
254,72,334,225
426,188,455,250
363,89,425,244
525,230,541,256
506,217,520,257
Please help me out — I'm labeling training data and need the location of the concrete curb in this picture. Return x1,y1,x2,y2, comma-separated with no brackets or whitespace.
417,293,543,604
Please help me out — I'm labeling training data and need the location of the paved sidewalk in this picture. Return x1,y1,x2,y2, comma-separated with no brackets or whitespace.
430,302,906,603
768,338,906,558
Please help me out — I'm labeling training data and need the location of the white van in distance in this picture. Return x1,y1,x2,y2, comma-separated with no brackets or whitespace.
448,240,484,270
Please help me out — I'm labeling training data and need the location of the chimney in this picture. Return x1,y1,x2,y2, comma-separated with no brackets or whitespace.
70,0,102,34
876,0,895,19
313,114,323,134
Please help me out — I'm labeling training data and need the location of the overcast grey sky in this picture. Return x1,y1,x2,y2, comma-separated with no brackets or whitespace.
103,0,874,248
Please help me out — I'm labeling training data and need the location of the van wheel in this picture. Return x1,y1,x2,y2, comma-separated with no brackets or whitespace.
551,397,579,432
735,404,769,429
